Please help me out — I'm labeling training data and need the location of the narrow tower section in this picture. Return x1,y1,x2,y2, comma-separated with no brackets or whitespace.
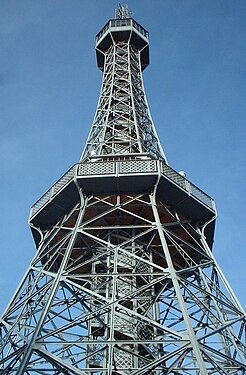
81,6,166,162
0,6,245,375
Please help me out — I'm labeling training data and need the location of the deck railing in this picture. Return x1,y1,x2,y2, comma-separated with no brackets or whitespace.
30,160,215,218
96,19,149,44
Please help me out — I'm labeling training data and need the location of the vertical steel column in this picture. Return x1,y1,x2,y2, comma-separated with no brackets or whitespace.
150,182,209,374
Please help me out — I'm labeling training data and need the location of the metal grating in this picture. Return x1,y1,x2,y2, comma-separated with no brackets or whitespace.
78,162,115,176
117,278,133,296
31,191,51,216
161,162,214,210
114,347,133,369
114,314,135,332
119,159,157,174
137,322,153,340
30,166,74,217
117,252,133,267
136,259,150,274
162,164,187,190
190,184,214,210
52,167,74,194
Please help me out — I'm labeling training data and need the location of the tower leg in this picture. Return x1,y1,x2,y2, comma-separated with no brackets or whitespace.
1,188,245,373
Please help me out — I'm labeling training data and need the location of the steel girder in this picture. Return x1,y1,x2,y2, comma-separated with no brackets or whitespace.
0,184,245,374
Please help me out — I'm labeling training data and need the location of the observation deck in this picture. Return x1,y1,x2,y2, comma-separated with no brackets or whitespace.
29,159,216,247
96,18,149,71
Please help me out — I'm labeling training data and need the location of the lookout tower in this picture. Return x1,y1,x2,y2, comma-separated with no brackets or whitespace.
0,5,245,374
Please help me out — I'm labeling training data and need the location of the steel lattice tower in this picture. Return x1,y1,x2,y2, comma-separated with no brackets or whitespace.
0,5,245,375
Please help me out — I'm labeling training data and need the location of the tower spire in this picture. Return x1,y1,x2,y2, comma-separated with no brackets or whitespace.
115,4,132,19
0,8,245,375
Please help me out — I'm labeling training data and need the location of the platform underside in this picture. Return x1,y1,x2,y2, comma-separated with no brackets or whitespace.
30,159,216,248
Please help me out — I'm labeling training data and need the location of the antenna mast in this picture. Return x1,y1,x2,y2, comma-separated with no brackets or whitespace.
115,3,131,19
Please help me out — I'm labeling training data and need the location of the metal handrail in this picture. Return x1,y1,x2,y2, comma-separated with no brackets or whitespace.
96,19,149,44
30,159,215,219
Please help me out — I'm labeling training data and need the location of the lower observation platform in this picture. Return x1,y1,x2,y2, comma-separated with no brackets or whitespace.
29,159,216,246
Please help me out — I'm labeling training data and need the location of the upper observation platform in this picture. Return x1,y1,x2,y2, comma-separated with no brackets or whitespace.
29,158,216,248
96,17,149,71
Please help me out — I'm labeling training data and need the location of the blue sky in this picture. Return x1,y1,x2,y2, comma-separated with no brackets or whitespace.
0,0,245,315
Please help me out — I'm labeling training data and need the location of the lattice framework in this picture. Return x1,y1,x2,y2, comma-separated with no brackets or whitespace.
0,187,245,374
0,6,245,375
81,41,165,161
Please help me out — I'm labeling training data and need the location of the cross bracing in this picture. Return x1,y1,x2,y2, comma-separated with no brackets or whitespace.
0,189,245,374
0,6,245,375
81,40,165,162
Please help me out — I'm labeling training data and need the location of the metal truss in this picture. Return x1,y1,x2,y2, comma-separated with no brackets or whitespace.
81,40,166,162
0,185,245,374
1,7,245,374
